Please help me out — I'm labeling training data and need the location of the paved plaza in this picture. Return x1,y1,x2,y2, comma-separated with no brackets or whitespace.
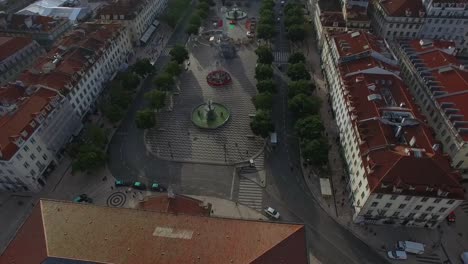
145,39,264,164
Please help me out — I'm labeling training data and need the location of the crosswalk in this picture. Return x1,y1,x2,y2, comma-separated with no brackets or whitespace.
161,46,173,56
273,51,289,63
237,177,263,211
460,201,468,214
238,154,264,174
415,253,443,264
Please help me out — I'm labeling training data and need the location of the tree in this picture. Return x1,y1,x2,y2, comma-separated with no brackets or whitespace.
132,59,153,76
260,0,275,11
190,15,202,27
288,52,306,64
285,14,304,28
162,0,191,27
145,90,166,111
287,63,311,81
288,94,321,117
197,1,209,11
84,124,107,148
110,86,132,109
294,115,324,140
252,92,273,110
250,110,274,138
135,109,156,129
197,8,208,19
102,103,124,123
154,73,175,90
186,24,199,35
287,24,305,42
301,138,329,166
255,64,273,81
257,23,275,40
165,61,182,77
120,72,140,90
169,45,189,64
255,45,274,64
288,80,314,98
72,145,106,172
256,79,276,93
259,10,275,25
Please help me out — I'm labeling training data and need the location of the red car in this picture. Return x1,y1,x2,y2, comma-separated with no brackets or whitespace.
229,20,236,25
447,211,456,223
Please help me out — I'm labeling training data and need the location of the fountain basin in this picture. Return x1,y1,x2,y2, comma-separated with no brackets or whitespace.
192,102,230,129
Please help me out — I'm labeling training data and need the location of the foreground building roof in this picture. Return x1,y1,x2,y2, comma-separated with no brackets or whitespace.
0,199,308,264
331,31,463,199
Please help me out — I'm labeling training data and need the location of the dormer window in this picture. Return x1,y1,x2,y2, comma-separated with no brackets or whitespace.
393,186,402,193
381,183,389,188
30,121,36,128
437,189,449,197
20,130,28,138
426,186,434,192
45,105,51,111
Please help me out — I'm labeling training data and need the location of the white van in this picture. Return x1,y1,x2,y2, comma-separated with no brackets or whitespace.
387,250,407,260
269,132,277,146
397,241,425,255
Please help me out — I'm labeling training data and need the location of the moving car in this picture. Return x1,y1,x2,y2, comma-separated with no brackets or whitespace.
132,181,146,190
397,241,425,255
387,250,407,260
447,211,456,223
115,180,131,187
280,0,285,5
73,194,93,203
151,183,167,192
264,207,280,219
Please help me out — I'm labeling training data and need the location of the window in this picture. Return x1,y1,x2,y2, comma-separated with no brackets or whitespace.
434,199,441,204
426,206,434,212
404,196,411,201
419,213,428,219
378,210,387,216
30,138,36,144
16,153,23,160
358,181,362,188
42,154,48,161
392,212,400,217
447,200,455,204
399,204,407,209
439,207,448,213
385,203,392,208
366,210,373,215
23,162,30,169
421,197,429,202
415,205,422,210
30,154,36,160
361,191,365,198
36,146,42,152
431,215,440,220
30,169,36,176
371,202,379,207
445,136,451,143
408,213,416,219
390,195,397,200
23,145,29,152
450,144,456,151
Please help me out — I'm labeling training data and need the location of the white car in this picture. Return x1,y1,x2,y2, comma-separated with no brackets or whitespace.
246,31,254,37
280,1,285,5
387,250,407,260
264,207,280,219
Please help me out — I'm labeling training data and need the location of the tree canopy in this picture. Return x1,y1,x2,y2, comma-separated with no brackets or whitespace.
154,73,175,90
288,80,314,98
250,110,275,138
256,79,277,93
288,52,306,64
145,90,166,111
169,45,189,64
132,59,154,76
255,64,274,81
255,45,274,64
288,94,321,117
165,61,182,77
135,109,156,129
72,144,106,172
287,24,306,42
301,138,329,166
287,63,311,81
252,92,273,110
257,23,275,40
294,115,324,141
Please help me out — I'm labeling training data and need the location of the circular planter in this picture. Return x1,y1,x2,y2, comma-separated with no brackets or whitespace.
191,102,230,129
225,8,247,20
206,70,232,87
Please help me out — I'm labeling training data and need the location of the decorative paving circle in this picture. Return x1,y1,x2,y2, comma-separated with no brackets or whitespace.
206,70,232,87
192,101,230,129
107,192,127,207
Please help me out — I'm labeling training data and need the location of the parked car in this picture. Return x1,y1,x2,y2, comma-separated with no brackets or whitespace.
73,194,93,203
246,31,254,38
264,207,280,219
387,250,407,260
397,241,425,255
115,180,131,187
151,183,167,192
229,20,236,25
132,181,146,190
447,211,456,223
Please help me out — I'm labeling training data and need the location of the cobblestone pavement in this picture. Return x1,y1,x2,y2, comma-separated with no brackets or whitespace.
145,40,264,164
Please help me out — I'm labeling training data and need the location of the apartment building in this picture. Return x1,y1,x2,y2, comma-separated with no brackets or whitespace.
19,22,133,118
392,39,468,174
342,0,372,30
0,14,72,47
321,31,464,228
97,0,168,45
369,0,468,54
0,36,44,86
313,0,347,48
369,0,426,40
0,84,80,192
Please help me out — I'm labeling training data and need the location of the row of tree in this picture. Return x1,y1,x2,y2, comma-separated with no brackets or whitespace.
186,0,212,35
250,45,276,138
135,45,189,129
285,52,329,167
257,0,276,40
162,0,192,28
284,2,306,42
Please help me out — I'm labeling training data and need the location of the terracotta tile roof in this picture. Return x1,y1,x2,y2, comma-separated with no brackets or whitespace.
401,39,468,141
332,31,386,58
0,86,58,160
318,0,342,11
97,0,146,20
0,14,68,33
0,199,308,264
345,5,370,22
320,12,346,29
138,195,211,216
0,37,33,61
380,0,425,17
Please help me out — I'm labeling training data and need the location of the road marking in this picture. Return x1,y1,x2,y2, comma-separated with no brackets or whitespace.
237,177,263,211
230,169,236,200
